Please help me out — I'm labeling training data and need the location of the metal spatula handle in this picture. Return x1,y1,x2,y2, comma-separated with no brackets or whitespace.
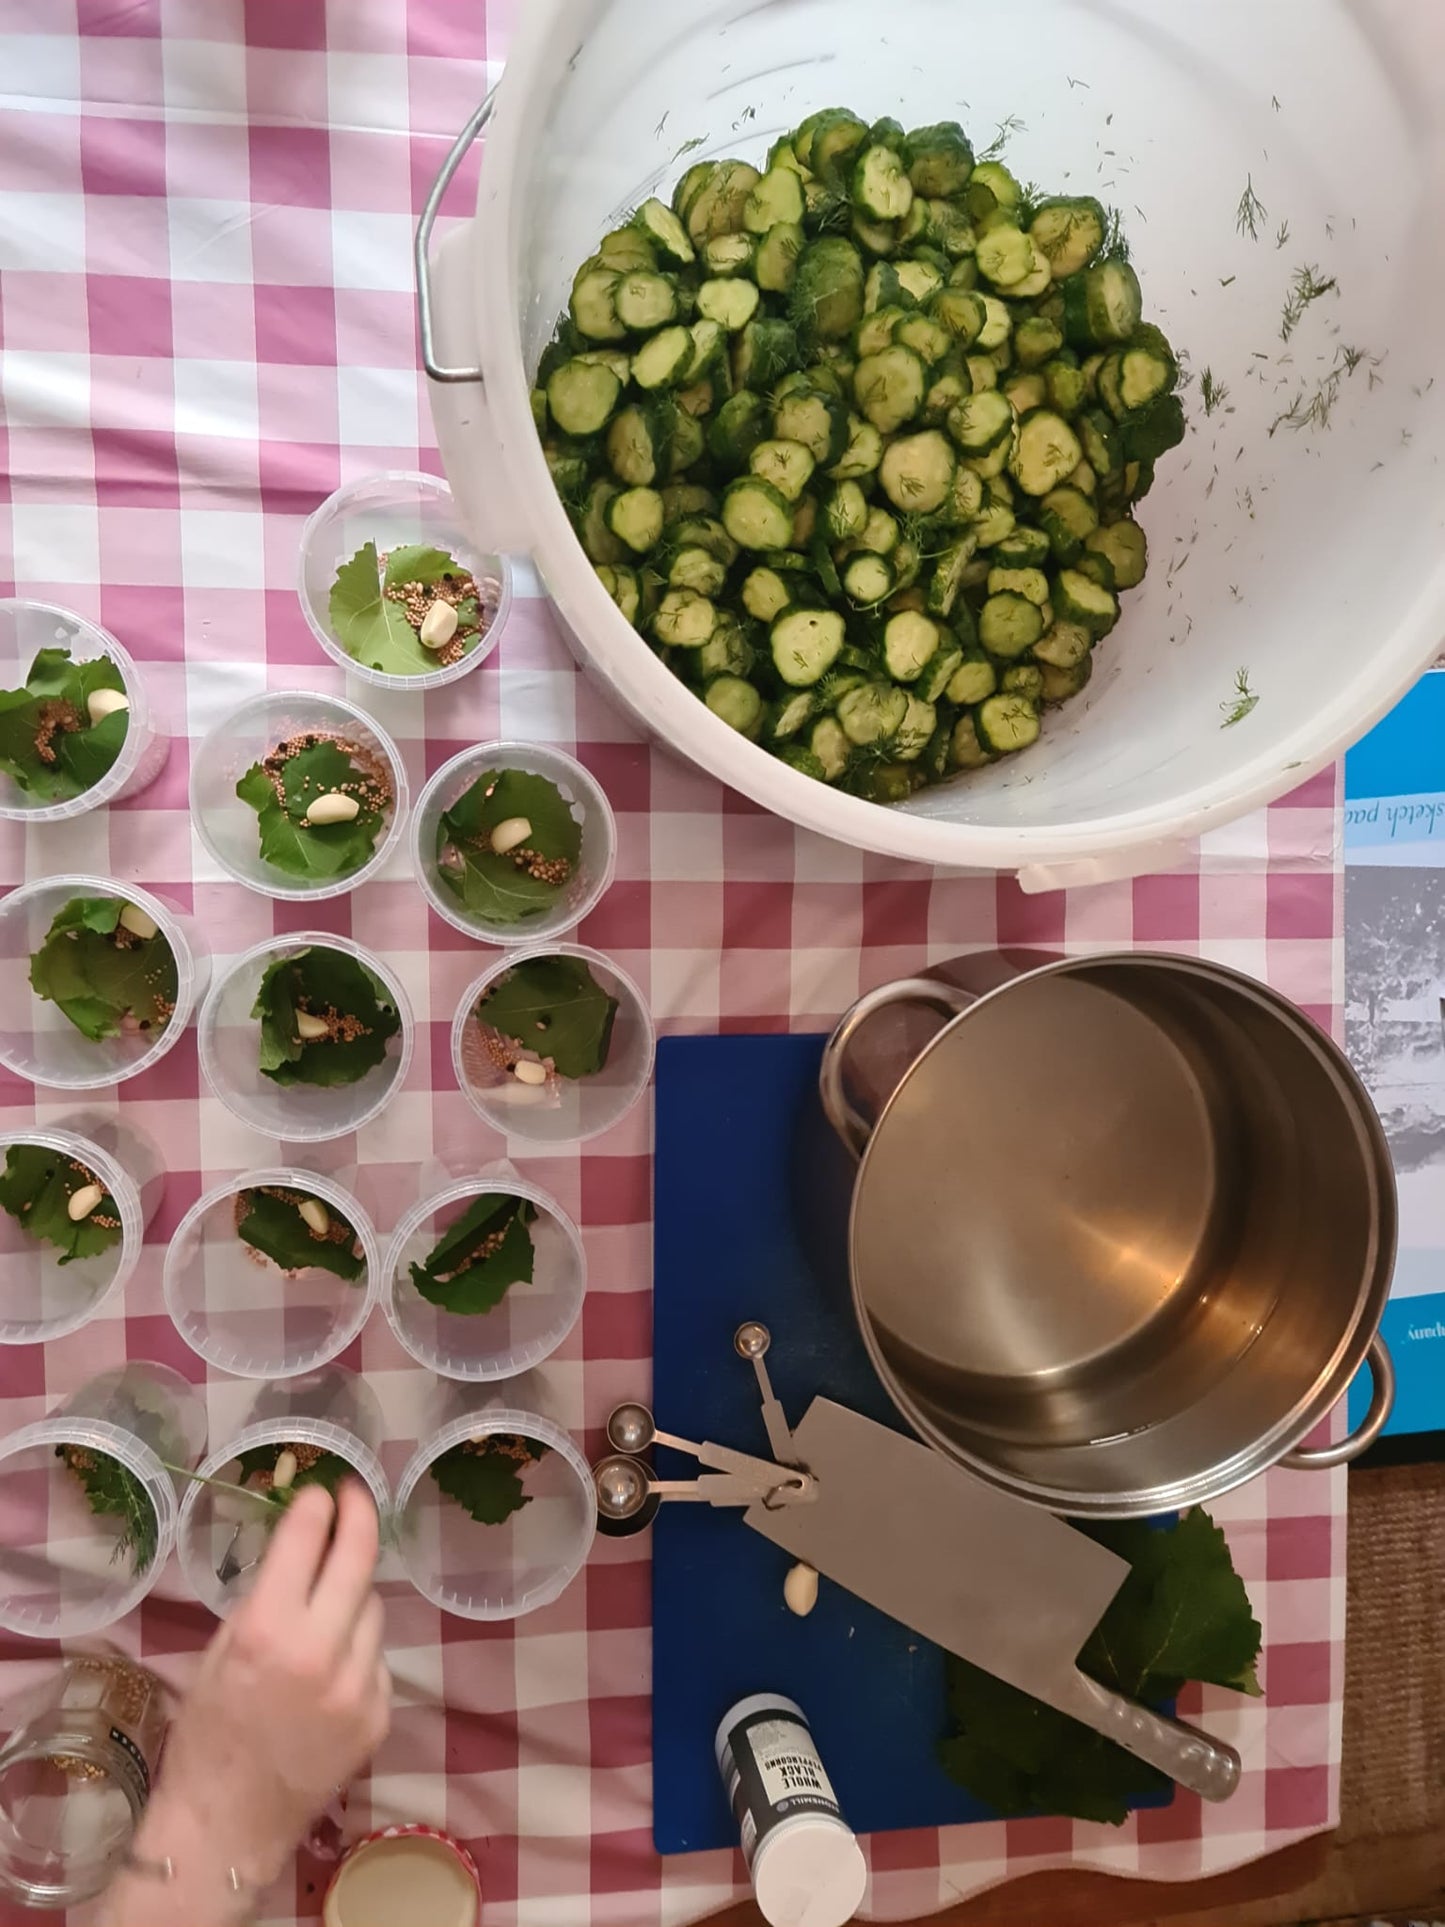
1064,1674,1241,1803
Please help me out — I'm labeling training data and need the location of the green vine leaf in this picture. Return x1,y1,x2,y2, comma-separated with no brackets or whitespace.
429,1435,549,1525
329,540,483,676
409,1193,537,1315
251,946,401,1088
0,1143,123,1265
478,954,618,1079
436,769,581,926
235,1185,364,1283
29,897,178,1042
236,739,388,882
0,648,128,801
938,1506,1262,1823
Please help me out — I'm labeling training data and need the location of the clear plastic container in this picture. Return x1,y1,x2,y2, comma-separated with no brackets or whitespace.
0,600,167,822
393,1404,594,1621
189,690,409,902
198,934,414,1143
0,1114,164,1345
412,740,617,946
384,1174,586,1381
0,878,210,1092
451,942,653,1145
163,1168,382,1378
0,1364,206,1639
297,472,513,695
176,1368,387,1619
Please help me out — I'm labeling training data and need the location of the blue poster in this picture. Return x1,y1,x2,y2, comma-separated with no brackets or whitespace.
1344,669,1445,1438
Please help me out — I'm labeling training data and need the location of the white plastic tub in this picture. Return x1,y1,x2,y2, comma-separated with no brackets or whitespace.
424,0,1445,888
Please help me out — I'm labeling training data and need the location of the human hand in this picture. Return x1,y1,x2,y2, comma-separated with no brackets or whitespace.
146,1481,391,1883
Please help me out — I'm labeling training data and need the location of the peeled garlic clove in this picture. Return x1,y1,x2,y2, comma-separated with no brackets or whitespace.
67,1182,104,1223
489,816,532,856
272,1450,299,1493
419,599,459,649
304,790,361,826
298,1197,330,1237
512,1058,549,1086
783,1561,819,1617
86,687,130,725
118,904,159,941
294,1011,331,1042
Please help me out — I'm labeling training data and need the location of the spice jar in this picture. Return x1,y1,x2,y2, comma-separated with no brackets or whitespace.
715,1693,867,1927
0,1651,169,1907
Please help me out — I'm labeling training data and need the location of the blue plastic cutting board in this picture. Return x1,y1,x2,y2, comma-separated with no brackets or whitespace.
650,1031,1173,1854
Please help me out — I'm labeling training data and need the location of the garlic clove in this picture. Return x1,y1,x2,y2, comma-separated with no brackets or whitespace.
512,1058,549,1086
118,904,159,941
298,1197,330,1237
294,1011,331,1042
489,816,533,856
783,1561,819,1617
86,687,130,725
419,599,460,649
304,791,361,826
67,1182,104,1223
271,1450,299,1493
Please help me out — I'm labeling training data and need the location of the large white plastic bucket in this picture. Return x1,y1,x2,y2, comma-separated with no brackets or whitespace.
426,0,1445,887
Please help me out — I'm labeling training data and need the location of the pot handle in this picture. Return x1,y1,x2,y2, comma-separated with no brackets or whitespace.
415,91,497,384
820,978,975,1159
1280,1335,1395,1471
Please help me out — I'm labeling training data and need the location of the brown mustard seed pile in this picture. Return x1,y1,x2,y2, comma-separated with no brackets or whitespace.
473,1016,555,1083
432,1219,511,1286
33,699,84,767
261,731,393,817
379,552,499,670
292,1002,371,1047
475,775,573,886
459,1433,545,1466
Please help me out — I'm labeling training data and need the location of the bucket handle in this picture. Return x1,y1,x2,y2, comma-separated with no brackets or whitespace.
819,978,974,1159
415,92,497,384
1280,1335,1396,1471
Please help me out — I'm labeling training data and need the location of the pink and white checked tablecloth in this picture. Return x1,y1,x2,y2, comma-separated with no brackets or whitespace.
0,4,1348,1923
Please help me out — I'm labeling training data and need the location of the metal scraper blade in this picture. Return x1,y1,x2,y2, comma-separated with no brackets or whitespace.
745,1398,1240,1802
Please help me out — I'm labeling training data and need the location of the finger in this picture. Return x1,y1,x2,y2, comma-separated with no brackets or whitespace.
244,1485,336,1621
345,1594,386,1683
306,1479,380,1643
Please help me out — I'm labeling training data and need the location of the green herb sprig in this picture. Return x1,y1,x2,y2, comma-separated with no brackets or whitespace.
1220,667,1259,728
0,648,129,802
56,1445,158,1576
939,1507,1261,1824
429,1435,550,1526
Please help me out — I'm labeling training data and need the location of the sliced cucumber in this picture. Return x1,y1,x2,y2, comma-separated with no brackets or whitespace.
706,675,765,738
615,272,679,332
979,591,1046,658
633,197,695,267
879,429,957,514
854,346,926,434
698,278,761,332
838,682,909,745
654,589,717,647
722,476,795,551
843,551,895,605
548,359,622,438
749,438,817,503
1055,567,1120,636
1009,408,1084,496
633,326,695,390
883,610,941,682
742,567,795,623
772,608,846,687
976,693,1041,754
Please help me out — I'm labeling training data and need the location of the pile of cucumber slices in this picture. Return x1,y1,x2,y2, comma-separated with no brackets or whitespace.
534,108,1185,801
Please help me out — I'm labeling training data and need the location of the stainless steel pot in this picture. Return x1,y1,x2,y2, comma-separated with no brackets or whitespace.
819,952,1397,1517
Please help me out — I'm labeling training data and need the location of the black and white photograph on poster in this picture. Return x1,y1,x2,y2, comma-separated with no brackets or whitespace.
1344,865,1445,1284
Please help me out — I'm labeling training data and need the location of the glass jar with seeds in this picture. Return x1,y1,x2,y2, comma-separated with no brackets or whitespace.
0,1118,163,1345
164,1167,381,1378
198,934,414,1143
176,1367,387,1619
0,600,168,824
452,942,655,1145
297,472,512,693
393,1401,594,1621
0,1649,170,1906
0,1363,205,1639
189,690,408,902
0,877,209,1092
384,1173,586,1380
413,740,617,945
